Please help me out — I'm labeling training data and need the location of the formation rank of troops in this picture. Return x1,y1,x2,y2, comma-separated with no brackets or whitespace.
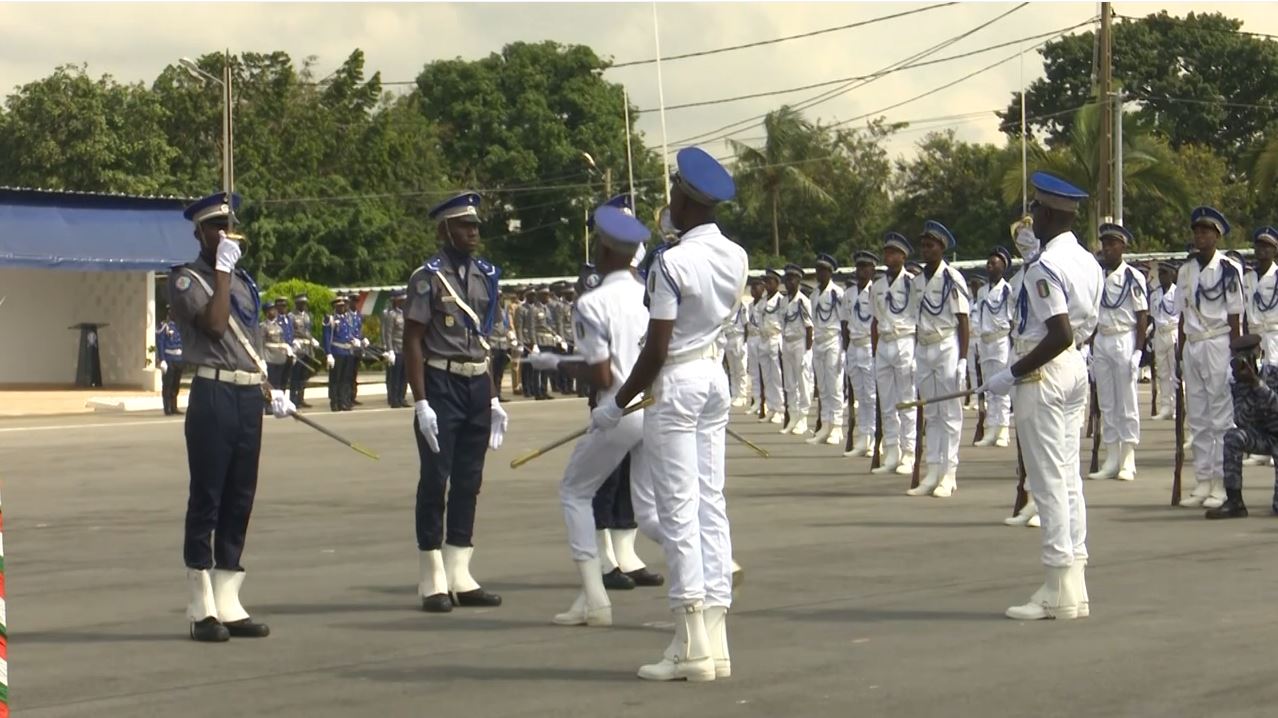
168,149,1278,679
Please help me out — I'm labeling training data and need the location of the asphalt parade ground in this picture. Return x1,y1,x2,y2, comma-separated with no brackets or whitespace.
4,385,1278,717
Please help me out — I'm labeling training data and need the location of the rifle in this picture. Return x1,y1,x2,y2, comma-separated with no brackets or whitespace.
844,375,856,452
757,351,767,420
871,395,883,469
1085,378,1096,439
1012,438,1029,515
910,394,924,489
1172,352,1185,506
780,348,790,428
813,356,822,433
1088,380,1101,474
973,361,987,444
1149,349,1158,417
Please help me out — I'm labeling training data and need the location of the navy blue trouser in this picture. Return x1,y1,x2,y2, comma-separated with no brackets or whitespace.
386,355,407,406
414,367,492,550
183,378,263,570
592,454,637,530
289,358,312,404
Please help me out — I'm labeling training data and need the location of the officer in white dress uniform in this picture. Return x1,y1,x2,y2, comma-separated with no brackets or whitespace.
870,232,918,476
1248,227,1278,365
592,147,748,682
744,278,766,413
905,221,970,498
1149,261,1180,421
724,293,750,408
982,172,1101,621
1086,224,1148,481
974,247,1014,448
780,263,814,436
807,253,845,446
756,268,786,424
841,251,879,458
1176,206,1244,509
530,205,656,628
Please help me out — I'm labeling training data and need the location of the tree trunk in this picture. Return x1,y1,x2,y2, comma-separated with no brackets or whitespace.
771,190,780,256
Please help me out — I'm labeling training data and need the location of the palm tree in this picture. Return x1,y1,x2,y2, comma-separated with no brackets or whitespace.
1250,132,1278,202
1000,102,1191,248
730,107,835,256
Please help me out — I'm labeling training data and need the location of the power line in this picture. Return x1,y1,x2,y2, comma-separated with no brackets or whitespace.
1127,93,1278,113
637,20,1096,115
1113,13,1278,42
609,3,959,69
668,3,1032,148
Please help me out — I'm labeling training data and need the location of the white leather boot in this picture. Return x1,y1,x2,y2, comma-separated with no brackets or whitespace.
1202,479,1227,509
894,450,915,476
871,446,900,474
931,470,957,498
806,424,833,445
1087,442,1120,480
596,529,619,573
843,433,869,457
789,417,809,436
187,568,217,623
1003,498,1038,527
906,465,941,496
638,602,716,682
704,606,731,678
768,410,785,425
1074,559,1090,618
442,544,481,593
553,557,612,627
824,426,844,446
1181,479,1212,508
1005,565,1081,621
1115,442,1137,481
974,425,998,447
992,425,1010,448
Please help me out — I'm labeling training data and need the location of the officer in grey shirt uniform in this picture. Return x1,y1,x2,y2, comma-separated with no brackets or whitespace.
404,191,510,613
382,289,407,407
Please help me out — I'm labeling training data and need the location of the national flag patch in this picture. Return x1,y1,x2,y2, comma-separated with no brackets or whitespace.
1036,279,1050,298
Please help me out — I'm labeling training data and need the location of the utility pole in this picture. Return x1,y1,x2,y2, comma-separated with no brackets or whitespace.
604,168,613,199
1096,2,1114,227
1113,90,1123,224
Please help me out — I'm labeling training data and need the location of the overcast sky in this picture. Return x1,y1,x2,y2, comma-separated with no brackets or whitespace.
1,1,1274,165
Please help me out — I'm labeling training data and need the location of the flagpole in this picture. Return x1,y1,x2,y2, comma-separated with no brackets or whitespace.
652,1,671,204
1020,48,1028,214
623,88,637,211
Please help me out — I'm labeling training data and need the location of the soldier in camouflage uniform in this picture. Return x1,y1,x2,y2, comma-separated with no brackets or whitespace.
1206,334,1278,519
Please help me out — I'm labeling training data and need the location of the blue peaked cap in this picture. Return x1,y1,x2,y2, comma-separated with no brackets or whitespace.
429,192,482,224
989,246,1012,267
1031,171,1088,210
853,250,879,266
882,231,912,256
184,192,241,224
783,263,804,277
593,205,649,251
1098,223,1133,245
920,220,956,250
673,147,735,205
1190,206,1230,236
587,194,634,230
1254,225,1278,248
764,267,782,280
815,253,838,271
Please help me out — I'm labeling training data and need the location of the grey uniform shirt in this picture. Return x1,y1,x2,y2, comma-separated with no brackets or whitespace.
168,256,263,373
382,308,405,353
404,252,496,363
290,310,314,355
530,302,556,345
260,319,289,365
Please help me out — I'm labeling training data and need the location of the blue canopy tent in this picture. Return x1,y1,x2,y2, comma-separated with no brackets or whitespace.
0,188,196,388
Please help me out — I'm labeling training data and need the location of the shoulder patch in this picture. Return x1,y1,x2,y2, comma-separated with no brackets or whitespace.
174,275,192,292
414,277,431,295
1036,278,1050,299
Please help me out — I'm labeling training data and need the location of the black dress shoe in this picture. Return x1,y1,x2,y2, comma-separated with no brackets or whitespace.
299,401,313,409
421,593,454,613
224,618,271,638
451,588,502,607
173,409,183,416
1206,498,1248,519
625,567,665,587
190,617,230,643
352,399,363,406
602,568,636,590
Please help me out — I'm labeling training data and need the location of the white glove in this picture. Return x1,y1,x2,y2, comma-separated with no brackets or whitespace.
214,232,242,274
979,368,1017,397
415,399,440,453
528,352,561,371
590,399,625,432
530,345,541,355
269,390,295,419
311,337,321,348
507,331,518,343
159,360,169,373
1129,350,1142,374
285,345,295,358
362,337,370,348
489,397,509,450
384,351,396,364
326,354,335,369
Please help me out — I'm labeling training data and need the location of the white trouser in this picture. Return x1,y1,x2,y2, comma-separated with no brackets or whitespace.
845,341,876,440
915,338,963,472
1093,331,1141,444
725,332,748,400
1014,347,1088,567
811,335,844,427
1184,334,1234,482
759,336,784,413
746,338,763,402
966,347,979,392
875,336,917,453
781,339,812,415
1262,330,1278,367
644,358,733,609
560,411,658,561
1152,329,1177,415
977,338,1011,428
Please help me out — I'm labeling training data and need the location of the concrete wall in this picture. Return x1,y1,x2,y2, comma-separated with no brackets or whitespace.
0,267,159,389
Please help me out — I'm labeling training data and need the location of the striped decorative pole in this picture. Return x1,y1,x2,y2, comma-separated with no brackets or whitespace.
0,490,8,716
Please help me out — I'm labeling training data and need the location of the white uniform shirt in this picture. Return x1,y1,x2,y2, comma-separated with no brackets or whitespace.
1243,267,1258,323
747,295,765,343
871,270,916,339
841,282,875,342
782,292,813,343
1149,283,1180,333
758,291,784,341
724,302,748,338
976,278,1013,342
909,260,970,340
1248,263,1278,332
809,282,843,342
574,270,647,405
1176,250,1244,337
1096,260,1149,334
646,223,749,355
1014,231,1102,348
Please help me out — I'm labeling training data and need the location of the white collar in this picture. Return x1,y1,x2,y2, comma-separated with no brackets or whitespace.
600,269,636,288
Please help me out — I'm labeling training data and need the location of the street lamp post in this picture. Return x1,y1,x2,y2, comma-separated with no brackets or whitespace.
180,52,235,230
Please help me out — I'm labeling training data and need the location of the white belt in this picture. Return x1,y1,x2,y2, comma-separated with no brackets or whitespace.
426,358,490,377
1099,326,1134,337
332,341,354,349
1256,323,1278,335
879,329,914,342
849,336,872,348
1187,326,1230,343
1156,322,1178,333
917,328,955,346
194,366,263,386
979,331,1008,344
668,342,720,366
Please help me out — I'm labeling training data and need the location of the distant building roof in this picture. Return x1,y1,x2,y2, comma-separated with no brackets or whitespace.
0,187,198,271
